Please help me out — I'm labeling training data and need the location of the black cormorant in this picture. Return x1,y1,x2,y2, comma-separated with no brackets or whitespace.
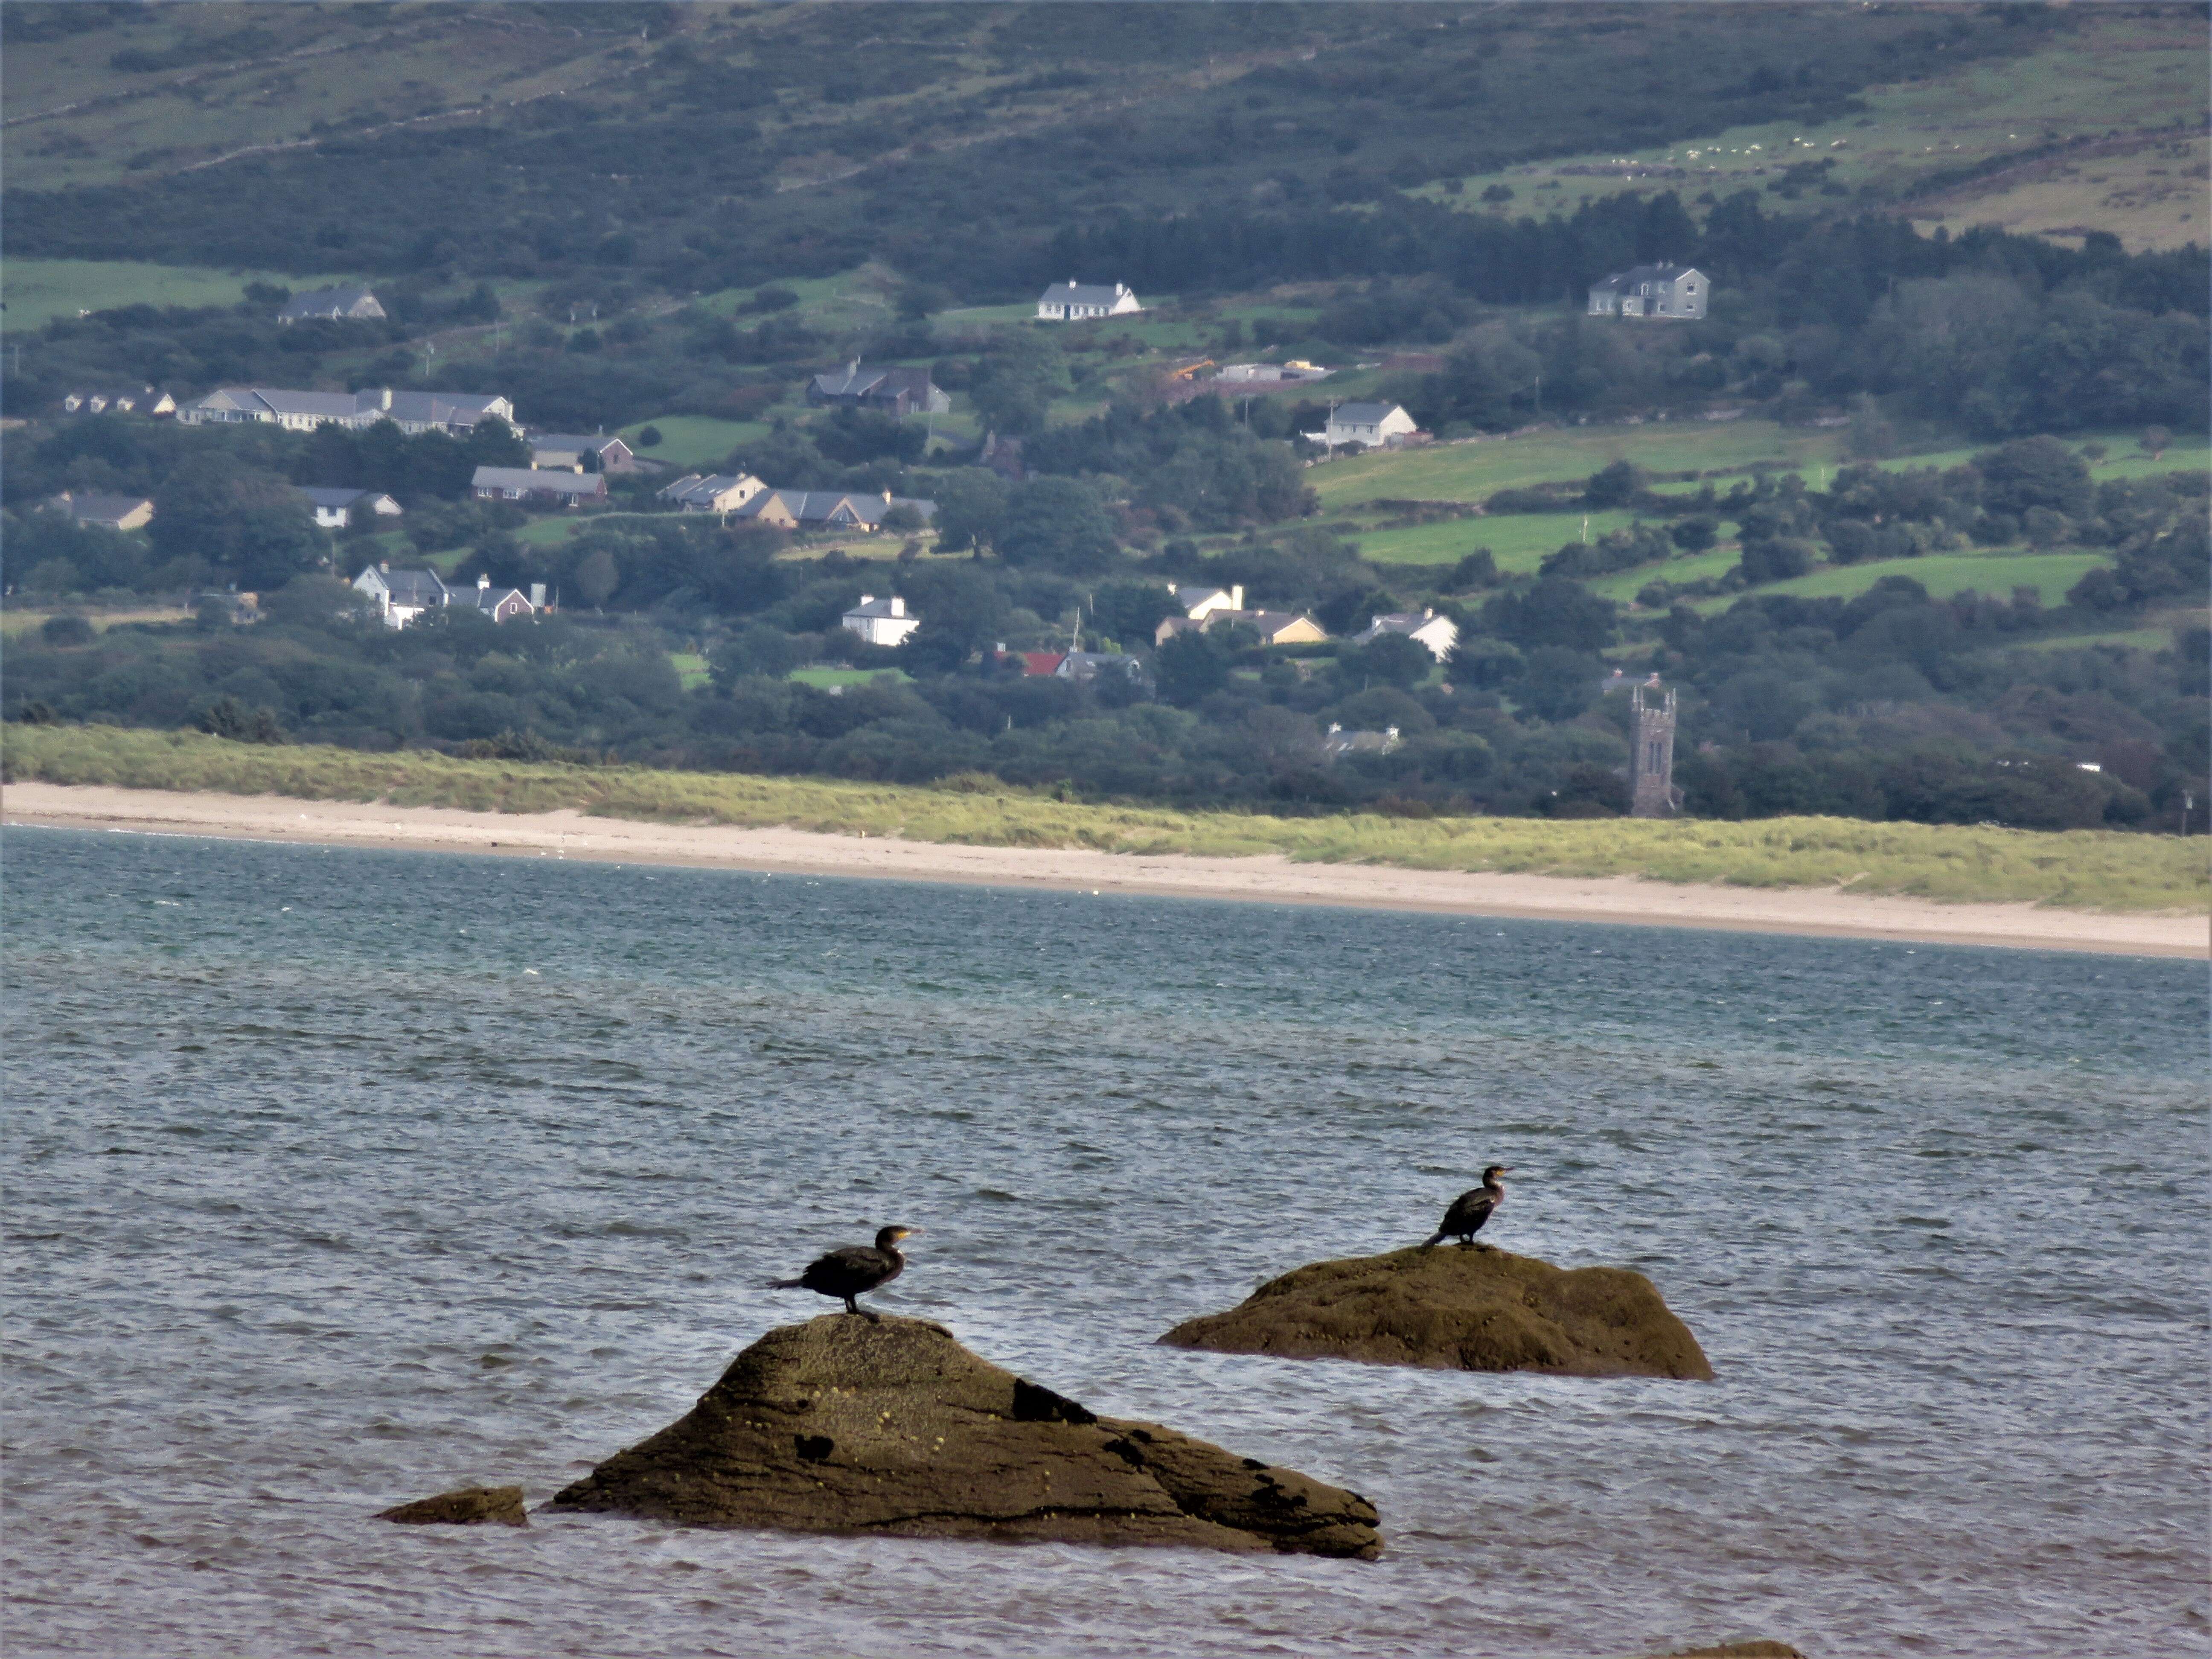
770,1225,919,1317
1422,1166,1509,1249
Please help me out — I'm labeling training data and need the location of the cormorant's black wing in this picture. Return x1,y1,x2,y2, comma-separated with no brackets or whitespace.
800,1246,894,1293
1441,1190,1496,1234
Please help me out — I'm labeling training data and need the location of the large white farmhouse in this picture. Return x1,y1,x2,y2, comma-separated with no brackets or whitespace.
842,594,920,647
1586,264,1708,320
1322,402,1419,450
1036,281,1144,321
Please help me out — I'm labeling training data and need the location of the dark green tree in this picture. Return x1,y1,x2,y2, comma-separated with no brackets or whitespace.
997,477,1117,572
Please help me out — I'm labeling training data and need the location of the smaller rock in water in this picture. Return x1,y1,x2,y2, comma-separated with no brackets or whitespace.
1157,1245,1713,1380
550,1315,1381,1558
377,1485,530,1527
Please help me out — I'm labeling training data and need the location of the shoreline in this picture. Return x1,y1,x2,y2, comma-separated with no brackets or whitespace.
3,782,2203,958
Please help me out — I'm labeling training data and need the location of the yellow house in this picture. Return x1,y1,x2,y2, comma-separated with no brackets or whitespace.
1155,609,1328,648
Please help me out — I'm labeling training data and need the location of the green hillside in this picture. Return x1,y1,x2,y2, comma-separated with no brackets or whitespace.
1420,7,2209,253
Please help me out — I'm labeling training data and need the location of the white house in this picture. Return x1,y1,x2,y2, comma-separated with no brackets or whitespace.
180,386,515,435
1587,264,1708,320
276,286,387,324
62,385,175,417
1169,581,1245,620
297,486,402,530
1321,402,1419,450
353,563,451,629
842,594,920,648
353,563,535,628
1355,608,1459,661
658,472,768,514
1323,723,1403,759
1036,280,1143,321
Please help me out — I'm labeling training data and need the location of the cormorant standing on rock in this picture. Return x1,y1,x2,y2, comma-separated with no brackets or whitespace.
1423,1167,1509,1250
770,1226,919,1318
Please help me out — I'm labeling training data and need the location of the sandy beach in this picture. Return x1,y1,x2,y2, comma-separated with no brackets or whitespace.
5,781,2203,957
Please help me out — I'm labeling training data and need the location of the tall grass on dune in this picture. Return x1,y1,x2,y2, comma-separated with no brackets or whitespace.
4,725,2206,913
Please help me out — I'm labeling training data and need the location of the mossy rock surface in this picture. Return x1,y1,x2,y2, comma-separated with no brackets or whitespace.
549,1314,1380,1558
377,1484,529,1526
1158,1246,1713,1380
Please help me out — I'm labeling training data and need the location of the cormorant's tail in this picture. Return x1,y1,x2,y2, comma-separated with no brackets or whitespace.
765,1275,803,1289
1419,1230,1448,1250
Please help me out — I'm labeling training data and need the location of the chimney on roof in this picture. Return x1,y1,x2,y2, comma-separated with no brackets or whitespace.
859,594,874,606
1068,278,1076,287
890,597,905,617
478,572,490,589
1231,584,1244,610
377,387,393,410
379,560,390,572
530,583,546,608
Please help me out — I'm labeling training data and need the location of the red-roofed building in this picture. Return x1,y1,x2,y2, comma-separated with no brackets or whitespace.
1021,651,1066,676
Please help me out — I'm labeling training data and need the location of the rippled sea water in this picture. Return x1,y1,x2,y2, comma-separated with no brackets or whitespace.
3,827,2205,1658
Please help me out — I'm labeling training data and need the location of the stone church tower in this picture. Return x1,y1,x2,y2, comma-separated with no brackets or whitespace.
1629,676,1678,817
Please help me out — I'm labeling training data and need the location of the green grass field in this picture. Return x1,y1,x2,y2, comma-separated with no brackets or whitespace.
1310,421,1842,509
789,666,913,689
0,605,192,637
1310,421,2207,515
1586,545,1742,602
1,257,361,332
1346,509,1652,571
1723,550,2111,610
6,724,2203,911
669,651,710,691
619,416,773,471
2012,624,2190,654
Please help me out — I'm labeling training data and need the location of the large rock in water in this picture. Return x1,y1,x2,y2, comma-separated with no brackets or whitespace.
1158,1245,1713,1380
548,1315,1380,1557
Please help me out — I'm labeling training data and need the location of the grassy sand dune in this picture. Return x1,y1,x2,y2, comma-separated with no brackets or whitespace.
5,726,2203,913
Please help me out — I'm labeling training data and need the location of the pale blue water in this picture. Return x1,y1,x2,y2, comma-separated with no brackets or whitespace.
3,827,2205,1658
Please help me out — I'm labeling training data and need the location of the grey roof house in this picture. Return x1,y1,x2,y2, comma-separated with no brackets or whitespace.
1587,264,1707,320
276,286,387,324
62,386,175,417
1353,608,1459,661
806,361,951,417
47,490,154,532
735,489,935,531
352,563,534,629
530,434,636,473
1036,280,1143,321
470,466,607,507
353,563,451,628
658,473,768,513
180,386,515,435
